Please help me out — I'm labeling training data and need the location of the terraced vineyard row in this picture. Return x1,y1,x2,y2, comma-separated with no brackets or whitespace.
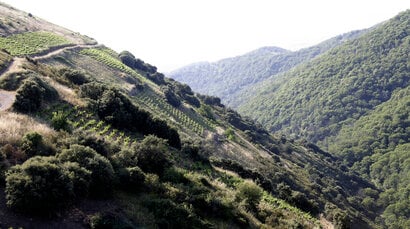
0,31,72,56
71,108,138,146
134,92,213,135
79,47,155,86
47,105,139,147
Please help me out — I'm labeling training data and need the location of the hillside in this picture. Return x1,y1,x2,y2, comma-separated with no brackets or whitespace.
238,9,410,228
0,2,383,229
168,30,365,108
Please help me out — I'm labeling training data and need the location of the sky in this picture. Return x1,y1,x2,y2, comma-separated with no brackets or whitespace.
2,0,409,72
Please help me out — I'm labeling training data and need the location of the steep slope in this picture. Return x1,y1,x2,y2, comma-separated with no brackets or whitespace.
239,9,410,228
168,30,365,108
0,2,380,229
240,9,410,144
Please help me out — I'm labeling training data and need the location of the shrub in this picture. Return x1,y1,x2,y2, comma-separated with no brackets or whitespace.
58,144,115,197
236,180,263,209
0,72,28,90
136,135,171,175
58,68,89,85
141,197,205,228
5,156,73,214
0,149,10,183
74,133,113,157
183,94,200,107
20,131,53,157
89,211,134,229
147,72,166,85
51,111,70,131
79,82,107,100
13,76,58,113
147,118,181,149
118,50,137,68
117,166,145,191
62,162,91,198
110,147,138,169
162,86,181,107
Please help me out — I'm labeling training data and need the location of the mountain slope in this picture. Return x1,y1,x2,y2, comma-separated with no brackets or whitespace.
168,30,365,108
239,9,410,228
239,9,410,144
0,2,380,228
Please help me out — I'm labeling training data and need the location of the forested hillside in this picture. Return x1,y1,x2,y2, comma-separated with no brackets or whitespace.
169,30,365,108
238,9,410,228
0,2,382,228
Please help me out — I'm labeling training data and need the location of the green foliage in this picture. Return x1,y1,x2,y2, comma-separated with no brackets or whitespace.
0,31,72,56
224,127,236,141
13,76,58,113
162,85,181,107
117,166,145,191
5,156,73,214
20,131,53,157
79,83,181,148
136,135,171,175
141,197,206,228
58,144,115,197
62,162,91,198
236,180,263,209
0,49,12,73
51,110,70,131
80,48,150,85
57,68,89,86
239,10,410,145
119,50,157,74
88,212,134,229
169,31,363,108
0,72,28,90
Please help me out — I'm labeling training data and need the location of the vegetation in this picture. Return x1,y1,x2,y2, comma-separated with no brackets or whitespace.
169,31,364,108
0,31,72,56
236,9,410,229
0,3,408,228
13,75,59,113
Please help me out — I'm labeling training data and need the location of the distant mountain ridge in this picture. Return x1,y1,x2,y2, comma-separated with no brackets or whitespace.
168,29,366,108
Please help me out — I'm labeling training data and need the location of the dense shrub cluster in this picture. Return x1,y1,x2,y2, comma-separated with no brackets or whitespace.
13,76,58,113
5,156,75,214
20,131,54,157
119,51,157,74
135,135,172,175
58,144,115,197
57,68,89,86
197,94,224,107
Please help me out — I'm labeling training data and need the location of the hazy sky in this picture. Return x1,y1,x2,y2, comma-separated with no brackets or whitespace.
3,0,409,72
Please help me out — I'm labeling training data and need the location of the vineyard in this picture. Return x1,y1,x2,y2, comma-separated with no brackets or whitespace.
79,47,214,136
0,31,72,56
46,104,140,147
79,47,155,87
133,91,214,136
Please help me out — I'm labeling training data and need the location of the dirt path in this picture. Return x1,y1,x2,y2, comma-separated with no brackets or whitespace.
0,90,16,111
32,44,101,61
0,43,100,111
1,57,25,76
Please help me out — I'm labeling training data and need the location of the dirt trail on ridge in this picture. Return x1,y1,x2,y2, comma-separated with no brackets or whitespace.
0,44,100,111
